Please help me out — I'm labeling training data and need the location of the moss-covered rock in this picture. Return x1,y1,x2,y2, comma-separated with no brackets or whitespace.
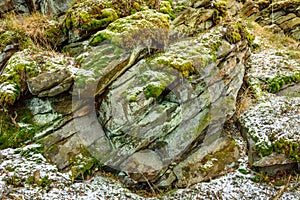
89,9,170,49
61,0,161,43
0,103,41,149
0,49,75,105
224,21,255,46
0,31,32,52
246,49,300,95
171,0,229,37
239,95,300,167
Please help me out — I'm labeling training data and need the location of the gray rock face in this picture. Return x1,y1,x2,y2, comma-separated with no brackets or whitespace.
27,68,73,97
38,0,74,16
41,19,251,187
238,96,300,170
0,43,19,75
0,0,73,17
253,1,300,41
0,0,30,16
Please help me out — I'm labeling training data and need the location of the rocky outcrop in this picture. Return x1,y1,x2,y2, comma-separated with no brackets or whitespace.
1,0,300,193
171,0,228,37
40,16,252,188
0,0,30,16
0,0,73,17
61,0,170,44
238,40,300,172
246,0,300,41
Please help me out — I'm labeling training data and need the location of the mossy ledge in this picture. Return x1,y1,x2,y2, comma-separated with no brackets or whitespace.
89,9,170,49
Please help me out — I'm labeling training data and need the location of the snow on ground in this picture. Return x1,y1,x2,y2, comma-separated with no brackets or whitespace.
0,130,299,200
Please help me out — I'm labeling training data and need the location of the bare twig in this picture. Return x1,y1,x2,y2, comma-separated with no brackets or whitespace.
273,175,291,200
10,111,19,127
142,173,156,196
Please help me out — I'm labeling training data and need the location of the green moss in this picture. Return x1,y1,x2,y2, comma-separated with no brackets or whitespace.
0,50,40,106
200,138,237,173
212,0,228,24
0,103,43,149
214,0,228,17
255,141,273,157
62,0,164,39
224,21,255,47
266,72,300,93
89,29,113,46
160,1,175,20
144,83,165,99
89,10,170,49
0,31,33,51
70,147,100,180
37,175,51,190
156,58,195,77
272,138,300,162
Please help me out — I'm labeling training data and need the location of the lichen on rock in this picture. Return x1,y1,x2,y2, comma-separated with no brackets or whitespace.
246,49,300,94
239,95,300,167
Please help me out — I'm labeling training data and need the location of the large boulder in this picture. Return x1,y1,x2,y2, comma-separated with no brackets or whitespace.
239,95,300,171
42,19,252,188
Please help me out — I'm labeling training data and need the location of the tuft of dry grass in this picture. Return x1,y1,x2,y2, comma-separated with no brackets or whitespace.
235,84,256,118
0,12,62,50
246,21,300,52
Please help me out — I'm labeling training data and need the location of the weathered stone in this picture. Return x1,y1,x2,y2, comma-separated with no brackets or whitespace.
279,17,300,30
89,10,170,49
120,150,163,182
246,49,300,94
38,0,74,16
62,0,162,43
276,82,300,97
290,26,300,40
0,49,76,105
0,43,19,75
275,13,296,25
0,0,30,16
173,137,239,187
91,25,249,186
42,114,111,170
253,2,300,41
238,96,300,169
27,68,72,95
72,10,170,98
172,7,214,37
240,0,259,18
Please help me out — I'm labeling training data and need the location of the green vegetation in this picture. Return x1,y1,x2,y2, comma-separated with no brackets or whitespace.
224,21,255,47
0,104,42,149
266,72,300,93
213,0,228,24
144,83,166,99
160,1,175,20
70,147,100,181
0,12,62,50
89,9,170,49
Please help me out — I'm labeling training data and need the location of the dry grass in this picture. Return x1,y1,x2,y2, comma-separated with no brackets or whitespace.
235,84,256,118
246,21,300,52
0,12,62,50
